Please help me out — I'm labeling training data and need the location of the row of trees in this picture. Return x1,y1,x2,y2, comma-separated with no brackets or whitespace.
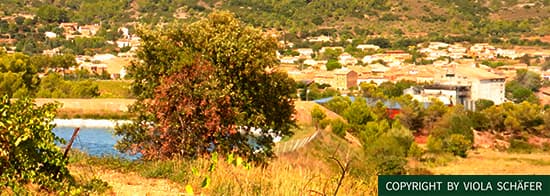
0,51,99,98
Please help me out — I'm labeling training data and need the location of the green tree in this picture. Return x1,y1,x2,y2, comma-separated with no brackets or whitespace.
423,99,449,130
365,127,413,174
0,97,74,193
343,98,374,125
514,69,542,91
320,48,343,60
475,99,494,111
366,37,391,48
115,12,296,163
36,5,68,23
359,82,385,98
325,95,352,115
396,95,425,131
0,53,39,97
506,80,539,103
378,80,416,98
331,118,347,138
311,105,327,128
325,59,342,71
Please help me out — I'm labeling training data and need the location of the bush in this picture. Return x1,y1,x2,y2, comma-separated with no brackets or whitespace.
445,134,471,158
508,138,535,153
367,136,408,175
311,105,327,127
408,142,424,160
331,119,347,138
365,128,413,175
319,118,331,130
0,97,74,193
426,135,444,154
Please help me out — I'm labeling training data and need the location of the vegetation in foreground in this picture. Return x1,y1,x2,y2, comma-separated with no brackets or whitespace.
0,97,109,195
69,129,376,195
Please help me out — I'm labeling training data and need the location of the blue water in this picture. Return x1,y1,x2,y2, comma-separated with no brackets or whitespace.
53,127,140,159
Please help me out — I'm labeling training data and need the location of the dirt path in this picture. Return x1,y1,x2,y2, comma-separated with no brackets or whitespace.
69,165,185,195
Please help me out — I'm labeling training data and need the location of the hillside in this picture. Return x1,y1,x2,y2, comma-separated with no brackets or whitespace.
1,0,549,38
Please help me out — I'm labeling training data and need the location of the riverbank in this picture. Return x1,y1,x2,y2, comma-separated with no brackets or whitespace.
54,119,131,128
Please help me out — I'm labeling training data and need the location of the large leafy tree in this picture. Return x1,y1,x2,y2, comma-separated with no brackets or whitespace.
115,12,296,163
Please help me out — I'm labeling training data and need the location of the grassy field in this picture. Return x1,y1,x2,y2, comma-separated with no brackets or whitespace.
96,80,134,98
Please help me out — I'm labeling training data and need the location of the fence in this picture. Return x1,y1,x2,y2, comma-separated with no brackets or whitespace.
273,130,320,154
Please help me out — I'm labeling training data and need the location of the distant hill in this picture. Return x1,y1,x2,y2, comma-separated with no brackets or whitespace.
1,0,550,40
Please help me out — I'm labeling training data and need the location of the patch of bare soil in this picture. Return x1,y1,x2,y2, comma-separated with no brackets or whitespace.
473,130,510,149
69,165,185,196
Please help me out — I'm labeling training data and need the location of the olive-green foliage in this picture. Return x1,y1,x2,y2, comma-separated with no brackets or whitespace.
0,72,30,98
311,105,327,127
444,134,471,158
359,82,385,98
395,95,425,131
365,127,413,175
426,135,444,154
36,73,99,98
0,97,73,193
508,138,535,153
0,53,39,98
300,83,339,101
343,98,373,126
505,69,542,104
331,118,347,138
117,12,296,163
428,106,474,157
475,99,494,111
483,102,544,135
377,80,416,98
30,54,77,71
325,59,342,71
324,95,352,115
408,142,424,160
423,99,449,130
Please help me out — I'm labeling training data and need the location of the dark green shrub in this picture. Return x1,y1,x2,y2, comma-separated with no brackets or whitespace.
408,142,424,160
0,97,75,193
426,135,444,154
445,134,471,157
331,119,347,138
508,138,535,153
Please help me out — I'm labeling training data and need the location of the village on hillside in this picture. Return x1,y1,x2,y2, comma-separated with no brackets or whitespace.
2,17,550,108
276,34,550,108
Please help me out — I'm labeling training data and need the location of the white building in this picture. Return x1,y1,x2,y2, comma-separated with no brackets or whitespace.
357,44,380,51
280,56,298,64
44,32,57,39
338,53,358,65
440,65,506,104
404,84,470,105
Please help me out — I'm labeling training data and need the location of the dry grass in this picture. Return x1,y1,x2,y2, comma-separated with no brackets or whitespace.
67,128,376,195
429,148,550,175
294,101,343,125
34,98,135,119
